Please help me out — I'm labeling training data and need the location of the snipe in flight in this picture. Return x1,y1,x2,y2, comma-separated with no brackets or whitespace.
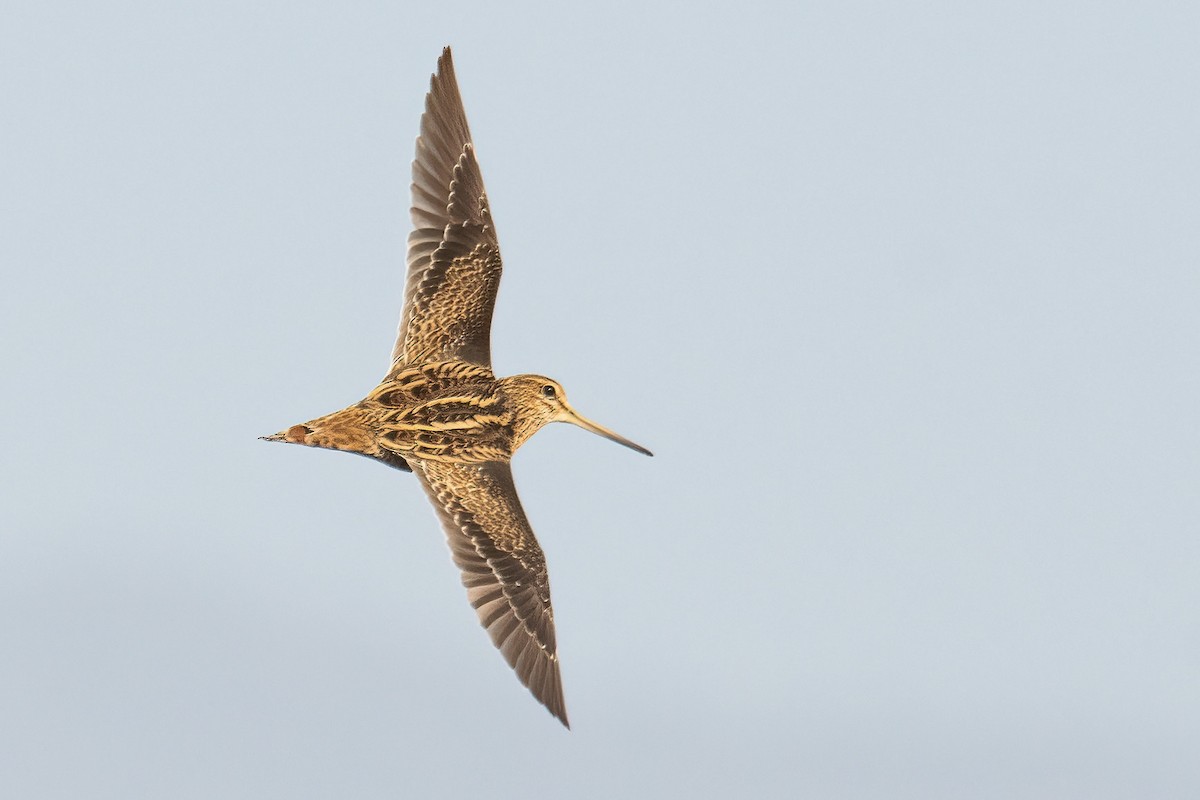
261,48,651,728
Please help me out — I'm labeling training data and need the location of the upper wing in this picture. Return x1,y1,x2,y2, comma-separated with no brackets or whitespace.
413,459,568,727
394,48,502,369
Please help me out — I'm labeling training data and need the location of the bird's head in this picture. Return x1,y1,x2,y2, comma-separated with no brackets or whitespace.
503,375,653,456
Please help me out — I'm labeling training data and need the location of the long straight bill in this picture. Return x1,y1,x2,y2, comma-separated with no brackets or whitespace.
564,409,653,457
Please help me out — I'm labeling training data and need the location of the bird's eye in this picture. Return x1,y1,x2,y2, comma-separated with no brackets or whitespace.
542,384,556,398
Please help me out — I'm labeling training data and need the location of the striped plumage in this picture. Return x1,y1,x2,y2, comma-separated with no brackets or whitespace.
262,48,651,728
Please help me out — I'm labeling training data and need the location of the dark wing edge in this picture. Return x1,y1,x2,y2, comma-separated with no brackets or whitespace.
413,459,569,727
394,47,501,368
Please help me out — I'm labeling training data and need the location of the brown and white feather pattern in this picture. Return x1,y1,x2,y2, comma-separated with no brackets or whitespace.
413,459,568,726
367,360,511,463
396,48,502,369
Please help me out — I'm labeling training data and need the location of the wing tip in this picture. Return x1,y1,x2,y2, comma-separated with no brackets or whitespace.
538,667,571,729
435,45,455,86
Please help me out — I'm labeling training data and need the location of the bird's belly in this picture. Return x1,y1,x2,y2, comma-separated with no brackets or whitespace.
378,420,511,464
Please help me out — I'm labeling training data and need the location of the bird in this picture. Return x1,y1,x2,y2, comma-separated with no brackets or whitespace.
260,47,651,728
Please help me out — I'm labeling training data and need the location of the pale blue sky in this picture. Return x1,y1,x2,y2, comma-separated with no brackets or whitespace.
3,2,1199,797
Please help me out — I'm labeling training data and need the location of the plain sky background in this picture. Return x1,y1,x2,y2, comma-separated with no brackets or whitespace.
2,2,1198,798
